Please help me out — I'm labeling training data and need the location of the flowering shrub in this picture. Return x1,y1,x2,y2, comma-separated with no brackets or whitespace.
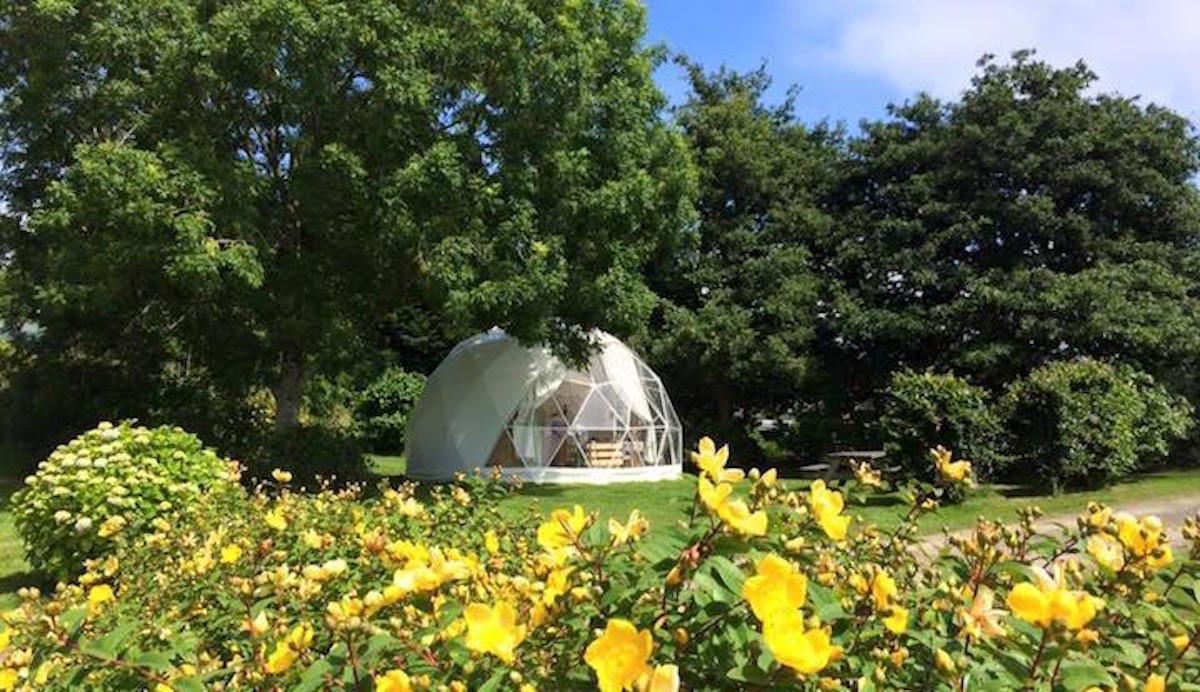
0,438,1197,691
10,421,239,580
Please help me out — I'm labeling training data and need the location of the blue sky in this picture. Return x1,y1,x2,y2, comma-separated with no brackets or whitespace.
644,0,1200,128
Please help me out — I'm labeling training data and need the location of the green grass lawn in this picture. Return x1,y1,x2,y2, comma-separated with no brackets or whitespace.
0,483,35,610
366,453,1200,535
484,467,1200,535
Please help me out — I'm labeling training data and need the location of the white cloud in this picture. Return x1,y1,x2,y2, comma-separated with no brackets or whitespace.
800,0,1200,119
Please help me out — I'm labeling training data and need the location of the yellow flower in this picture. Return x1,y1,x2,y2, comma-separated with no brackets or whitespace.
853,461,882,488
762,609,840,675
265,641,298,674
220,544,243,564
1086,534,1124,571
808,480,851,541
484,530,500,555
647,664,680,692
883,606,909,635
742,554,808,623
375,669,413,692
698,475,732,514
932,446,973,486
1086,504,1112,529
1146,673,1166,692
691,436,730,480
1006,566,1102,630
759,468,778,487
543,566,574,606
287,622,314,650
271,468,293,483
87,584,115,615
1075,628,1100,648
717,497,768,537
0,628,9,651
698,476,768,536
265,507,287,531
536,506,588,552
0,669,17,692
243,611,270,637
871,570,897,610
1171,633,1191,652
584,619,653,692
464,601,525,664
934,648,956,674
959,586,1006,639
608,510,649,546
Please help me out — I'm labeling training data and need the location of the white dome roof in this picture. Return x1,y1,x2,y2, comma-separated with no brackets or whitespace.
405,329,682,483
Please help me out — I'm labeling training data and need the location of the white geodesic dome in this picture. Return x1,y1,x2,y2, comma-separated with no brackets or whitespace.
405,328,682,483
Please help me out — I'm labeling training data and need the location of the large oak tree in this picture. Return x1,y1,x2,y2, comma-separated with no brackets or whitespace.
0,0,695,454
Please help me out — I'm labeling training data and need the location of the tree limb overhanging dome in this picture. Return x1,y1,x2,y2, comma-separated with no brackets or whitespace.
405,328,683,483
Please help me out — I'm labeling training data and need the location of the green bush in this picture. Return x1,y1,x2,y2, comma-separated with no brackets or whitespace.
999,359,1193,490
879,369,1002,481
11,421,238,580
254,424,368,483
354,367,425,453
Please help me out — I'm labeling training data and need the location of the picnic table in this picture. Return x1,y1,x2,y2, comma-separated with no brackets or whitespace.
796,450,888,480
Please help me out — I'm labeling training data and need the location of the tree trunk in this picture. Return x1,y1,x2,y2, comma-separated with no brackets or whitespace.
716,383,735,427
272,352,308,433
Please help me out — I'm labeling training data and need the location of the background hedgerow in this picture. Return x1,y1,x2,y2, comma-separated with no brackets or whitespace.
0,439,1196,691
10,422,239,581
879,370,1004,483
1000,359,1194,491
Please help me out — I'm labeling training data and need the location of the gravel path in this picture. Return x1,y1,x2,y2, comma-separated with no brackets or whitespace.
920,494,1199,554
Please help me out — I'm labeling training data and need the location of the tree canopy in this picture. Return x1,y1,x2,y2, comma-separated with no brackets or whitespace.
0,0,695,456
817,52,1200,418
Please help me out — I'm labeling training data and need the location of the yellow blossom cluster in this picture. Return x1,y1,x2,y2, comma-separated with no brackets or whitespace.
0,437,1195,691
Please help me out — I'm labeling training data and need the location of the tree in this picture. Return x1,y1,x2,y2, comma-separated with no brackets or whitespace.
0,0,695,459
819,51,1200,420
644,62,836,457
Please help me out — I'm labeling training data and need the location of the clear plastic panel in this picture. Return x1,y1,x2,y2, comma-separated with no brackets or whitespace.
574,388,621,430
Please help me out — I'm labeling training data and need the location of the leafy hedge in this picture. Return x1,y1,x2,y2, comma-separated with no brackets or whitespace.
9,422,239,580
879,370,1003,482
0,438,1197,690
354,367,425,454
1000,359,1193,490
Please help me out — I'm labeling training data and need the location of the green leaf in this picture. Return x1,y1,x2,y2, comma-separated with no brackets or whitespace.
477,670,507,692
171,677,206,692
80,621,139,659
708,555,747,595
1058,660,1114,690
293,659,334,692
127,649,172,672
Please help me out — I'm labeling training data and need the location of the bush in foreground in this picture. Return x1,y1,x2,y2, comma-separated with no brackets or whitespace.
10,421,239,581
1001,359,1193,490
0,439,1196,690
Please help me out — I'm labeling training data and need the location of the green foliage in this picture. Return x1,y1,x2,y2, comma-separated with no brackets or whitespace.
10,422,237,580
0,0,696,457
354,368,425,454
1,444,1198,690
254,425,368,485
644,62,835,455
1000,359,1193,490
880,370,1002,481
819,51,1200,426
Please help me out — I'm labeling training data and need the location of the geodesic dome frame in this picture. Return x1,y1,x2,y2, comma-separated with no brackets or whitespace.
405,328,682,484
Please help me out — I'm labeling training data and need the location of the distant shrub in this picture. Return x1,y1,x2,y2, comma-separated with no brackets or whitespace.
354,367,425,453
11,421,238,580
999,359,1193,490
879,370,1002,482
254,424,368,483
